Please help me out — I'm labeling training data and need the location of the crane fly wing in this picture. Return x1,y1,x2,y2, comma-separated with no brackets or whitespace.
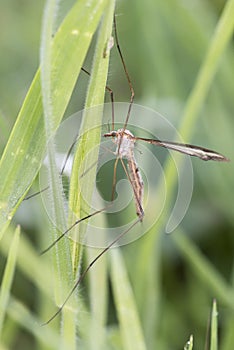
135,137,229,162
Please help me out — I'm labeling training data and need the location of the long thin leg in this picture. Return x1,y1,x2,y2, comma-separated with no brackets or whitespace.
24,66,115,201
81,67,115,129
24,186,49,200
61,67,115,174
60,134,79,175
42,216,141,326
40,206,107,255
40,15,141,326
113,15,135,133
111,157,119,201
24,134,79,201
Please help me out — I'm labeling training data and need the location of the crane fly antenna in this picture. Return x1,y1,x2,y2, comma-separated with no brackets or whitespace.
42,217,141,325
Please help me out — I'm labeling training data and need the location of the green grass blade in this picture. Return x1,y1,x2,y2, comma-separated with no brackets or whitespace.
40,1,75,343
179,0,234,136
163,0,234,214
135,0,234,323
172,229,234,309
132,229,162,347
0,0,108,233
0,224,52,298
66,2,115,347
68,4,115,221
221,318,234,350
110,248,147,350
184,335,193,350
84,8,116,346
0,223,92,344
210,300,218,350
0,226,20,336
68,0,115,290
6,297,60,349
220,266,234,350
110,3,234,348
40,0,71,299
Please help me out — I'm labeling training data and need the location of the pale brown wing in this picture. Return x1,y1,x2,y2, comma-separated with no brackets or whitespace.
135,137,229,162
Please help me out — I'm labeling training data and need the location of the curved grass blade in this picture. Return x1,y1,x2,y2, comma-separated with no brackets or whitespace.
184,335,193,350
210,300,218,350
134,0,234,323
68,0,115,291
40,0,75,339
0,226,20,336
0,0,108,234
68,4,116,346
40,0,116,329
6,297,60,348
172,229,234,309
110,248,147,350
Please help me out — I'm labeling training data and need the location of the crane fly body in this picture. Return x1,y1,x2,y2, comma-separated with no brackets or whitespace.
104,128,144,221
104,128,229,221
40,11,229,324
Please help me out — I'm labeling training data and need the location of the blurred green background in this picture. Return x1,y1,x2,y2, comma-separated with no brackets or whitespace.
0,0,234,349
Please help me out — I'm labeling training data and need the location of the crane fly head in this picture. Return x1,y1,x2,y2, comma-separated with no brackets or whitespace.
104,128,135,142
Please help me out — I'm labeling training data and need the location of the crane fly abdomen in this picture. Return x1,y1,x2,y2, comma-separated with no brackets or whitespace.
104,128,144,221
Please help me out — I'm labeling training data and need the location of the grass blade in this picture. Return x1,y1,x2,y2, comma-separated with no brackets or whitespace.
135,0,234,313
110,248,147,350
210,300,218,350
0,0,108,233
0,226,20,336
6,297,60,349
66,2,115,347
184,335,193,350
172,229,234,309
164,0,234,231
40,1,75,344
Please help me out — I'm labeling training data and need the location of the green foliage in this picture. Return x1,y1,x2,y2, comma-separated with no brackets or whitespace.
0,0,234,349
0,226,20,336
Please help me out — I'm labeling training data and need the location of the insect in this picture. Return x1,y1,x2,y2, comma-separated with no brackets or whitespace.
41,14,229,324
103,128,228,222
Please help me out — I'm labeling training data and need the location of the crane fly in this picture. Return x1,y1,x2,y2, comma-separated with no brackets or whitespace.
100,15,228,222
41,13,229,325
103,128,229,222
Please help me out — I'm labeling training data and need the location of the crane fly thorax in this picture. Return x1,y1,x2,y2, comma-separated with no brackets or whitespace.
104,128,136,158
